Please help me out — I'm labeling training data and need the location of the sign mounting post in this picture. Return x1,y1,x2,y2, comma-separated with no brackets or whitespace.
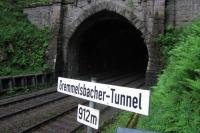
87,77,97,133
57,76,151,131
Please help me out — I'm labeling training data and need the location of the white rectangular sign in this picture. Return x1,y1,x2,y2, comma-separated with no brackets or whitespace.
57,77,150,116
77,104,100,129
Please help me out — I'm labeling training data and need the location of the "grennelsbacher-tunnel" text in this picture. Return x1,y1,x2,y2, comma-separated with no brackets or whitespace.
58,79,142,110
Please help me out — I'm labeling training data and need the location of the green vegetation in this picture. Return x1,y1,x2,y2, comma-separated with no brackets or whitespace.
155,25,180,66
137,20,200,133
1,0,53,7
0,0,51,76
102,111,133,133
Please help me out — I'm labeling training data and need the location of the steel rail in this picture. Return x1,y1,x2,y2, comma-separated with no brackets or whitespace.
20,75,144,133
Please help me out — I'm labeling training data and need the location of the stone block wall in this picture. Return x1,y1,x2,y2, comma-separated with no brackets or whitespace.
22,0,200,85
23,1,64,72
166,0,200,28
23,5,53,28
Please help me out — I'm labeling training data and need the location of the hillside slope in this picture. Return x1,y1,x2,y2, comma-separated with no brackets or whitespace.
137,19,200,133
0,0,51,76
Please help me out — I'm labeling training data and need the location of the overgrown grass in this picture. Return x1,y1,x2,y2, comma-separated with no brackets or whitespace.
137,19,200,133
102,111,133,133
0,0,51,76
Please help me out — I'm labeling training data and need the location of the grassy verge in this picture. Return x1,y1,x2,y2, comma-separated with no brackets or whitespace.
101,111,133,133
137,19,200,133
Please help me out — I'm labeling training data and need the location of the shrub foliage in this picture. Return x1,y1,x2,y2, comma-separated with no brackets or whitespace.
137,20,200,133
0,0,50,76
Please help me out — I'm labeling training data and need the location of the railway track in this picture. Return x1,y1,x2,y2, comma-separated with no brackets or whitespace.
72,77,145,133
0,72,145,133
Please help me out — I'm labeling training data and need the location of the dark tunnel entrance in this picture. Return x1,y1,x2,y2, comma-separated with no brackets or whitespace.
67,10,149,77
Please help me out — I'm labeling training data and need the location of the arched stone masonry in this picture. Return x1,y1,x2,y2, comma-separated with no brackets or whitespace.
23,0,200,85
62,0,158,86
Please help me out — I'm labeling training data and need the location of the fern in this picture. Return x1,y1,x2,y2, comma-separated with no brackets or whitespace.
137,18,200,133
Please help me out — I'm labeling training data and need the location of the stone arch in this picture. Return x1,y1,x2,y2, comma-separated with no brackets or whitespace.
63,0,154,85
65,1,150,42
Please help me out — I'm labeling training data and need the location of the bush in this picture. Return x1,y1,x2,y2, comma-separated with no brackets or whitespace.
0,1,50,76
137,20,200,133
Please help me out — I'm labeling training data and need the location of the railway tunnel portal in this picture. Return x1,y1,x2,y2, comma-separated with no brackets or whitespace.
60,1,157,86
24,0,200,85
67,10,149,77
34,0,168,86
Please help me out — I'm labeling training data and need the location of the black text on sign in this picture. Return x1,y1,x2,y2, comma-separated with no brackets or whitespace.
58,77,150,116
77,104,100,129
